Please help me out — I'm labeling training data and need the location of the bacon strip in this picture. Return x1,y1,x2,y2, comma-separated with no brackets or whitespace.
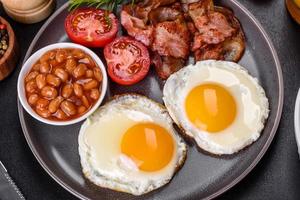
120,0,246,79
187,1,245,62
152,53,185,80
121,7,154,46
152,20,190,59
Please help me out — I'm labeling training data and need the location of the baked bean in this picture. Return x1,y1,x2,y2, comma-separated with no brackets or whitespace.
73,64,87,78
25,48,103,121
78,106,87,114
46,74,61,87
72,49,85,59
81,95,90,108
36,74,46,89
78,57,89,64
26,80,37,93
54,68,69,82
73,83,83,97
62,84,73,98
76,78,92,85
90,89,100,100
28,94,39,105
25,71,39,82
49,96,64,113
83,79,98,90
41,86,58,99
36,108,51,118
87,56,96,68
49,59,59,67
55,109,68,120
32,64,40,72
61,100,77,116
36,98,49,109
68,95,81,106
65,58,77,74
55,49,67,63
40,62,51,73
79,56,95,68
94,68,103,82
86,70,94,78
40,51,55,63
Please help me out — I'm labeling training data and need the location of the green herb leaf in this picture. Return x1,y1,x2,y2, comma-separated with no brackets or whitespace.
68,0,135,11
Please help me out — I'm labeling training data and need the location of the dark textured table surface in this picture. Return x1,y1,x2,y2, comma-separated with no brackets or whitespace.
0,0,300,199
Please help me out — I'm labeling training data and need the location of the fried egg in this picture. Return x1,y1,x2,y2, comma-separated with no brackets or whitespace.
163,60,269,155
78,94,187,195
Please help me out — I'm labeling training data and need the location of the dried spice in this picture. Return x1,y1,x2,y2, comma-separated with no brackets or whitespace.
0,23,9,59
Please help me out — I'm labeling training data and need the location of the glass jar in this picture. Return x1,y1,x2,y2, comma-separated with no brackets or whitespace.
286,0,300,24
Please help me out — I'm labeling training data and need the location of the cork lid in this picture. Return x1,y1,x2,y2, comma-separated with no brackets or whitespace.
2,0,55,24
1,0,46,12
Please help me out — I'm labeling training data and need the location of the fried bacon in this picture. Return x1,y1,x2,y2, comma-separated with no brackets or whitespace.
120,0,246,79
214,6,245,61
152,53,185,80
194,44,224,61
121,5,154,46
188,1,235,45
150,6,190,59
188,2,245,62
222,31,245,61
148,6,182,25
193,12,236,44
149,5,189,78
121,3,190,79
152,20,190,59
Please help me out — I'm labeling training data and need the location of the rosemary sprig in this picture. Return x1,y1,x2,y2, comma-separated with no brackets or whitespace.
68,0,133,11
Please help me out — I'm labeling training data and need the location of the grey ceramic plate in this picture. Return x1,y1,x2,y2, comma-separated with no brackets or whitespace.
18,1,283,200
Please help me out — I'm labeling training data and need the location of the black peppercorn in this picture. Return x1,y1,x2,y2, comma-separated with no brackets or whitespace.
0,22,9,59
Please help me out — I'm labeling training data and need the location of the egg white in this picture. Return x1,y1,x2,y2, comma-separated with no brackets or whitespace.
163,60,269,155
78,94,187,195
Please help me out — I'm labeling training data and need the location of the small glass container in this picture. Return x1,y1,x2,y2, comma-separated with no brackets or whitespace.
286,0,300,24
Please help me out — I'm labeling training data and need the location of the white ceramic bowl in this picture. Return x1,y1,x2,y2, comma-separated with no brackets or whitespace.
294,89,300,157
18,42,108,126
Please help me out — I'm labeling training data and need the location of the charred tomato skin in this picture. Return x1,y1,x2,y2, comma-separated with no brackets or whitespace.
65,8,118,47
104,36,150,85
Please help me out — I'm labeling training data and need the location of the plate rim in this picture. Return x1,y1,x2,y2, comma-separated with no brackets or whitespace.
17,1,284,200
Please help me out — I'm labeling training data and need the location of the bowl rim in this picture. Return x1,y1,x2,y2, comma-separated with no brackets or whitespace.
294,89,300,157
17,42,108,126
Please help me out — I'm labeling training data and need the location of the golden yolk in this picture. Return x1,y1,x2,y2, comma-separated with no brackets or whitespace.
121,123,174,172
185,83,237,133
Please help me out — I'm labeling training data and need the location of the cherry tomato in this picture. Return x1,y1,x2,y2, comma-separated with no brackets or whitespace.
104,37,150,85
65,8,118,47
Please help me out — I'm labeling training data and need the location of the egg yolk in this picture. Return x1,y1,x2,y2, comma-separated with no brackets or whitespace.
185,83,237,133
121,123,174,172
